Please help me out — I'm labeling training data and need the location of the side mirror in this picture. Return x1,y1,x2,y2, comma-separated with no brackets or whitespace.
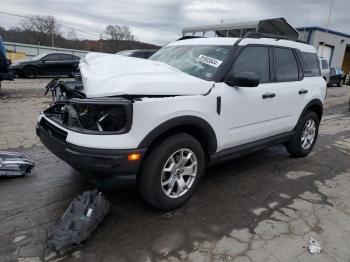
225,71,259,87
41,59,47,63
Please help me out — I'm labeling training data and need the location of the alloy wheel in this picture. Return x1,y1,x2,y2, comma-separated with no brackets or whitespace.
161,148,198,198
301,119,316,150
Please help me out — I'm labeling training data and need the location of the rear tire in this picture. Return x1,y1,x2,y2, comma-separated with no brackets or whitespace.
23,67,38,78
286,111,319,157
138,133,205,210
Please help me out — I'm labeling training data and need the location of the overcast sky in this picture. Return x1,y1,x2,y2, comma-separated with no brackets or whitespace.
1,0,349,45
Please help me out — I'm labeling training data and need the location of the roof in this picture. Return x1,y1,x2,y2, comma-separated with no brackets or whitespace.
169,37,316,53
297,26,350,39
182,18,299,40
169,37,240,46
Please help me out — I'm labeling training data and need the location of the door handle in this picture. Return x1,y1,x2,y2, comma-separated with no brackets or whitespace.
299,89,308,94
262,93,276,99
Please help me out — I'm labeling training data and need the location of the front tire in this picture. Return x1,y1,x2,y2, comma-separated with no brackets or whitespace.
138,133,205,210
23,66,38,78
286,111,319,157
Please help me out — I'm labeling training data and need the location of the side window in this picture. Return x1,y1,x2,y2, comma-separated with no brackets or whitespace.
61,54,76,60
301,52,321,77
44,54,60,61
132,52,146,58
231,46,270,83
330,67,336,75
297,52,313,77
141,52,151,59
321,60,329,70
143,52,155,59
274,48,299,82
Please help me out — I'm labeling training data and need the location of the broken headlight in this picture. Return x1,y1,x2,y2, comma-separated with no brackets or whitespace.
44,98,132,134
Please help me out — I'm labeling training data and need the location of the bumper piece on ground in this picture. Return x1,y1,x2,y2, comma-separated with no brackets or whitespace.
0,151,34,177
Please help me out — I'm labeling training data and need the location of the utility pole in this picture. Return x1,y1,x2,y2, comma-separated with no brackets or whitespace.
51,33,54,47
321,0,334,58
303,10,310,37
99,33,102,52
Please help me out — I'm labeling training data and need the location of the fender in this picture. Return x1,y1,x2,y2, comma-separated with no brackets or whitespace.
138,115,218,154
294,99,323,130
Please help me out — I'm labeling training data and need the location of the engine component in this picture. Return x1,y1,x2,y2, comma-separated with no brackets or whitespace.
47,189,110,251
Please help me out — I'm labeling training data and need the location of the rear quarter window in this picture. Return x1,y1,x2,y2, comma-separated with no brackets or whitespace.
61,54,79,60
299,52,321,77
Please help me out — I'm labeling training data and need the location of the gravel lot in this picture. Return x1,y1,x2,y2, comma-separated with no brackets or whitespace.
0,79,350,262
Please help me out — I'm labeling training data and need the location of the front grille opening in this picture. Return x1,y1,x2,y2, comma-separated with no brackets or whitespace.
41,118,68,142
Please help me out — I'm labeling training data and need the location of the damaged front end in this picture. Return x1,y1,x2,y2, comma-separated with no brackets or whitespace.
38,79,141,185
44,77,133,134
45,78,85,103
43,97,132,135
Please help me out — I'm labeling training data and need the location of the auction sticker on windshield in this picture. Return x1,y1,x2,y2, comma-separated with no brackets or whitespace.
196,55,223,68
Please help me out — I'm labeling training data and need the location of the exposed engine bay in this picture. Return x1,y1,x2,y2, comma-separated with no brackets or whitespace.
44,79,133,134
44,78,85,102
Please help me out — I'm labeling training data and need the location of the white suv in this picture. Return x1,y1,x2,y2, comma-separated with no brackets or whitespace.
37,36,326,210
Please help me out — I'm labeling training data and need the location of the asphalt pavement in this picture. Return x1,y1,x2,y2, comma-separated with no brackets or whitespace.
0,79,349,262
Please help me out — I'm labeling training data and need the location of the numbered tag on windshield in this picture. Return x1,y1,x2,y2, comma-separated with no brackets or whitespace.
196,55,223,68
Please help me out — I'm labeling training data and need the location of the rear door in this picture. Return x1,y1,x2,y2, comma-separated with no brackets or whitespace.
217,45,278,149
59,54,80,74
272,47,309,133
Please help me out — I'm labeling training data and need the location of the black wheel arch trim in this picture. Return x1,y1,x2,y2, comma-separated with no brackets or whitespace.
138,116,218,154
294,99,323,130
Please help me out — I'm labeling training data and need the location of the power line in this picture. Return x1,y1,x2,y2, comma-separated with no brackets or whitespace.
0,11,109,39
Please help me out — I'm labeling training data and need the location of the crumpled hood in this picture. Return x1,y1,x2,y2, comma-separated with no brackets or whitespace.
79,52,213,98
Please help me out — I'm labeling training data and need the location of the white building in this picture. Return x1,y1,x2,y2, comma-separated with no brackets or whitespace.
297,27,350,72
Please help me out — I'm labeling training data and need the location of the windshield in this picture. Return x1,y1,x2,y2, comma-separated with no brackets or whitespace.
150,45,232,80
116,50,134,56
30,53,47,60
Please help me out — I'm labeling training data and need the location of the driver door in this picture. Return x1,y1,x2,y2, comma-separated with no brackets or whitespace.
40,53,62,75
216,46,278,150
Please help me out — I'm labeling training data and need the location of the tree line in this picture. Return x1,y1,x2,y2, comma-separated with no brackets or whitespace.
0,15,159,53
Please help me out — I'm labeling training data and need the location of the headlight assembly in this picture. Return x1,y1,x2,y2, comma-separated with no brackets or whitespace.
44,98,132,134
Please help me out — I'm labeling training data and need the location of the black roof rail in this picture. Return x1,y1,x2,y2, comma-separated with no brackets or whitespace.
243,32,306,44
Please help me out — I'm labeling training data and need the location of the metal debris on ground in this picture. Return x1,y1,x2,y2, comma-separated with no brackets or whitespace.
308,237,321,254
47,189,110,251
0,151,34,177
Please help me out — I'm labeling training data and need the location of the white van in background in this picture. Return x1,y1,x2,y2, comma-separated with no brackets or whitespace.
319,57,330,85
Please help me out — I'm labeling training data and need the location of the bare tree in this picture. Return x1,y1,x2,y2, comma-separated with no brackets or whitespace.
19,15,61,46
104,25,135,41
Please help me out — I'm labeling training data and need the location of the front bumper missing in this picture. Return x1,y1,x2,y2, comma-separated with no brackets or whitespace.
36,116,145,186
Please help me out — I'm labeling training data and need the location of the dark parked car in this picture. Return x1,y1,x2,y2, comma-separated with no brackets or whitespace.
9,53,80,78
328,67,343,87
0,36,14,87
116,49,158,59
